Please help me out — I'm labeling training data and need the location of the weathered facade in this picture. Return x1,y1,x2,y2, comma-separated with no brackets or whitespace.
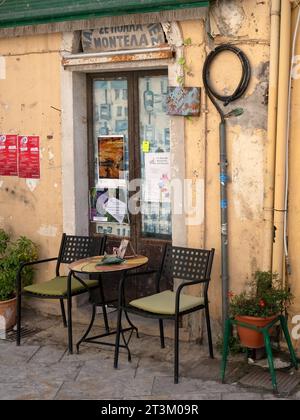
0,0,299,350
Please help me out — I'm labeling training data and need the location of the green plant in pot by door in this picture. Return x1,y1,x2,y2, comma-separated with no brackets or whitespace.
0,229,38,332
229,271,293,349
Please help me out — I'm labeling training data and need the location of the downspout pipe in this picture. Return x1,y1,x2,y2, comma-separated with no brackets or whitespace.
262,0,281,272
203,46,251,329
272,0,292,279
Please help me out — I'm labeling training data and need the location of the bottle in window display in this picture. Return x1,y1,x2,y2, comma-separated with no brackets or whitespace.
161,78,169,113
100,121,109,136
100,89,112,120
144,80,154,114
94,105,100,122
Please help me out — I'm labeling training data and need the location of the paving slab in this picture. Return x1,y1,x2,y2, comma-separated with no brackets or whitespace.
152,376,243,396
0,380,63,400
0,362,82,383
0,343,40,365
28,345,67,364
55,376,155,400
126,393,222,400
76,359,138,382
222,392,263,400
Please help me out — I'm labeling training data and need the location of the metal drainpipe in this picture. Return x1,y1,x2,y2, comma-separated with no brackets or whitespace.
203,46,251,328
272,0,292,279
262,0,281,272
220,119,229,328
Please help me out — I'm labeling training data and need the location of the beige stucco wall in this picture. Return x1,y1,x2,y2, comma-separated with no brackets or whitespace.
180,0,272,333
0,33,63,283
287,5,300,352
4,1,297,343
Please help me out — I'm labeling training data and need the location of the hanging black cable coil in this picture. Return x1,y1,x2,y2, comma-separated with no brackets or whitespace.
203,44,251,119
202,45,251,328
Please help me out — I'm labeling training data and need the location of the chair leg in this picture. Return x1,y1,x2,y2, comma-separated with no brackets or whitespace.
159,319,165,349
16,292,22,346
67,273,73,354
221,319,231,384
279,315,298,370
263,330,278,394
114,306,123,369
174,315,180,384
205,304,214,359
98,277,110,334
60,299,67,328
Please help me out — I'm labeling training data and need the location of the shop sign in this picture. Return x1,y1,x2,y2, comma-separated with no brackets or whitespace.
82,23,166,53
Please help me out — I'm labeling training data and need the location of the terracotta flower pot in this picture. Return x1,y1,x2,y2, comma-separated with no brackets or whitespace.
0,297,17,332
236,315,277,349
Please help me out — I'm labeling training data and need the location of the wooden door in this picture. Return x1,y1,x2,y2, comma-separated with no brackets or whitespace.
88,70,172,298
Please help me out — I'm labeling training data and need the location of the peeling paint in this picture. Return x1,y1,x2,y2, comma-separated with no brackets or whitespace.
26,179,39,192
48,148,55,163
0,56,5,80
228,63,269,131
210,0,245,37
37,225,58,237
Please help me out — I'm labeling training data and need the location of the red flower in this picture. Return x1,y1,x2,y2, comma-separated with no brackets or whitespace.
228,291,235,299
259,299,266,308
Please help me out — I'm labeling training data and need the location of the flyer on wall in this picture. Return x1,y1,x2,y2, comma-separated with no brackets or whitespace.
0,134,18,176
18,135,40,179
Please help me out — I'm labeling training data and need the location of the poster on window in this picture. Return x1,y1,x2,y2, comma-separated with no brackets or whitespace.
90,187,128,224
0,134,18,177
98,135,124,182
18,136,40,179
144,153,171,203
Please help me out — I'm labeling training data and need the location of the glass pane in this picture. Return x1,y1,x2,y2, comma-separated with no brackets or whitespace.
91,78,130,237
139,75,172,239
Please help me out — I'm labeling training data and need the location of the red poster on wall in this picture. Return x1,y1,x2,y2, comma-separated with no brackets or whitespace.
0,134,18,176
18,136,40,179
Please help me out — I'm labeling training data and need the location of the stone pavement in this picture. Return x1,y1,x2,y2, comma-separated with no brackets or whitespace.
0,310,299,400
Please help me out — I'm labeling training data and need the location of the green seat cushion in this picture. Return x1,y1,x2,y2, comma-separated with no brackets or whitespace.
129,290,204,315
24,276,98,297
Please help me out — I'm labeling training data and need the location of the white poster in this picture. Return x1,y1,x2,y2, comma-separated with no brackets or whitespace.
144,153,171,203
103,197,127,224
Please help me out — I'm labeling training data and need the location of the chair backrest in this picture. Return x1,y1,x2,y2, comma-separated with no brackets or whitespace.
56,233,106,276
161,244,215,287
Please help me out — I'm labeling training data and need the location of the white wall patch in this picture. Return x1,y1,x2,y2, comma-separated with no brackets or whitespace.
26,179,39,192
37,225,58,237
0,56,6,80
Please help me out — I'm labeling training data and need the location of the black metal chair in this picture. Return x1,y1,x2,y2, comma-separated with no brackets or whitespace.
114,244,215,383
16,233,106,353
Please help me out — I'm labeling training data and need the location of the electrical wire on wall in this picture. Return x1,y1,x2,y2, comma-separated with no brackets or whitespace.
284,5,300,275
203,45,251,327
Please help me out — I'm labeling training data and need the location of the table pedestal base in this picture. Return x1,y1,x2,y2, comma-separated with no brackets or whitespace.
76,303,138,361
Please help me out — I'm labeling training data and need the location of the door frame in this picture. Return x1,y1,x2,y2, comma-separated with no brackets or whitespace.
87,69,171,253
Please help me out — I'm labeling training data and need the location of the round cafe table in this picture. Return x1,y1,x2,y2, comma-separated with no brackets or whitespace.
68,255,148,355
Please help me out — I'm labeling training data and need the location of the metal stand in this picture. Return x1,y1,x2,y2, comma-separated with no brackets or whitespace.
221,315,298,394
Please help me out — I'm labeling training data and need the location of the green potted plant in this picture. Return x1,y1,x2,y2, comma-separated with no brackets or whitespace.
229,271,293,349
0,229,38,331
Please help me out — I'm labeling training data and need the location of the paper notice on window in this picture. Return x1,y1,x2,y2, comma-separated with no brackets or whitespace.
144,153,171,203
103,197,127,224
